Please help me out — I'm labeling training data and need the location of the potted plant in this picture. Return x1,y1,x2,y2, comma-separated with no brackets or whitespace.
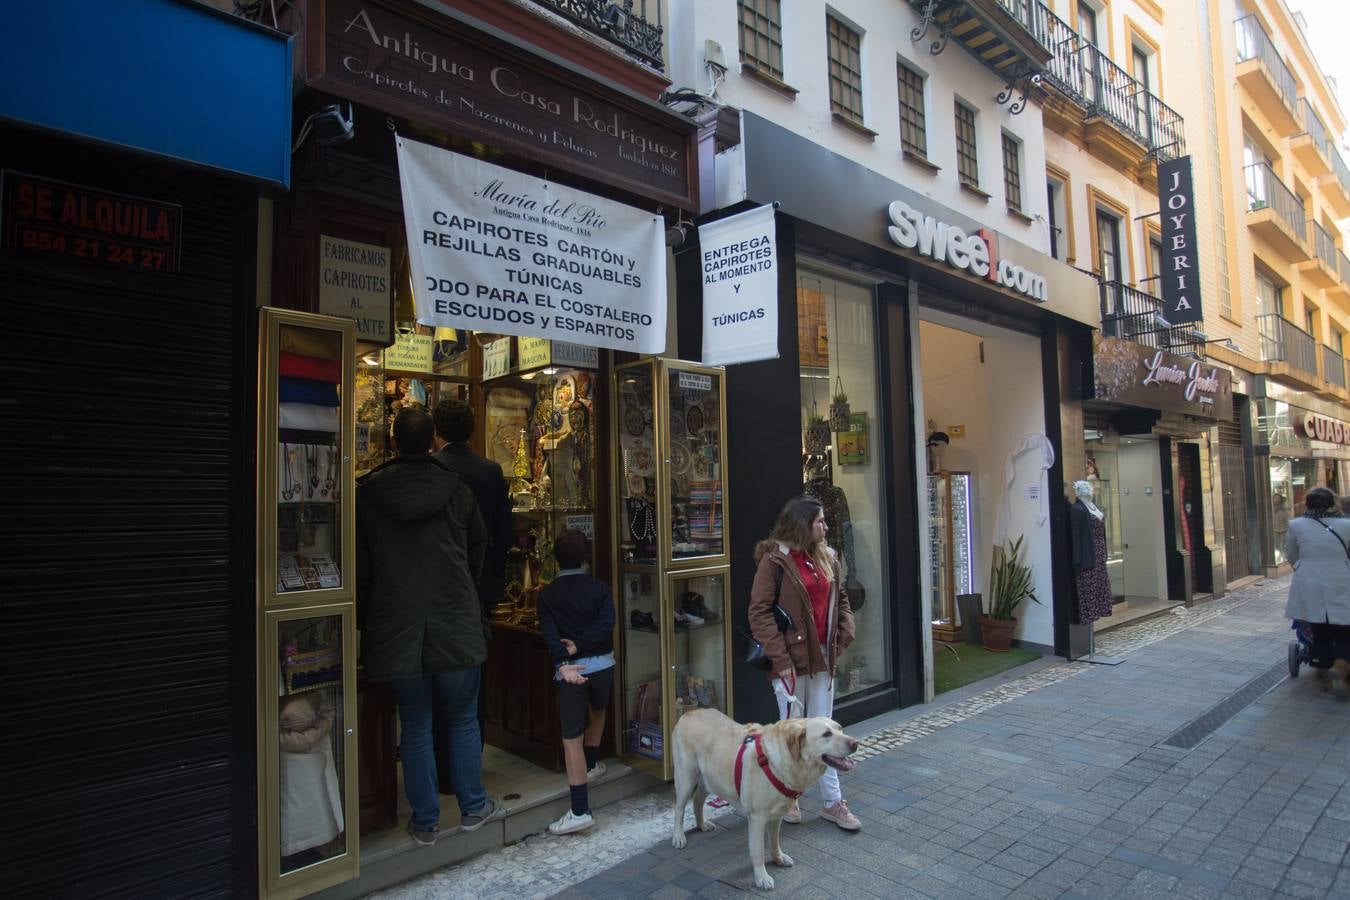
804,413,831,454
980,535,1040,651
829,380,851,431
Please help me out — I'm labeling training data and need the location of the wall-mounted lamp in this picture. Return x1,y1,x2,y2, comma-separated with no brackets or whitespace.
293,103,355,153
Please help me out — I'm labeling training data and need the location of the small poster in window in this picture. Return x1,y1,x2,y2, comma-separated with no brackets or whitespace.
837,413,869,465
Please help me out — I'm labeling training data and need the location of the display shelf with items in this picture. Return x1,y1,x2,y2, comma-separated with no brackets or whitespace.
260,606,358,898
477,336,608,770
928,471,973,643
353,328,472,478
259,310,355,605
255,308,359,899
613,358,731,781
482,360,600,632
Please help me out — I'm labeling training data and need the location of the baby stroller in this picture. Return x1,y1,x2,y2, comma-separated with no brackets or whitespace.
1288,621,1315,677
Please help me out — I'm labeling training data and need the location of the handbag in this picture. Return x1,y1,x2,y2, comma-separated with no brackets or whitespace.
743,566,793,670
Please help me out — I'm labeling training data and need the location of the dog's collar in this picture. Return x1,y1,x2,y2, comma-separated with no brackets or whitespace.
734,733,802,801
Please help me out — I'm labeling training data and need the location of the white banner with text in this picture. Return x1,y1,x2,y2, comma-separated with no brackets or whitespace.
699,204,778,365
395,136,666,354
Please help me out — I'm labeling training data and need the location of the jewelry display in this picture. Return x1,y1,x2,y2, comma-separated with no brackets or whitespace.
685,404,705,435
281,444,299,501
322,445,336,498
305,444,320,499
626,497,657,544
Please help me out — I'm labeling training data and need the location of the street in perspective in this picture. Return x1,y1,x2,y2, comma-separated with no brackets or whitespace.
372,575,1350,899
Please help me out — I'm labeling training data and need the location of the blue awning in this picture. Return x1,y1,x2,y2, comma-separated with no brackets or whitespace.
0,0,292,188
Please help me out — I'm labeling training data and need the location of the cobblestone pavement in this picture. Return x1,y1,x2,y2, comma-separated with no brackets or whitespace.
371,576,1350,899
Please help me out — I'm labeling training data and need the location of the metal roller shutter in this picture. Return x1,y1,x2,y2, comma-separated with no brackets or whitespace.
0,141,255,898
1218,396,1251,579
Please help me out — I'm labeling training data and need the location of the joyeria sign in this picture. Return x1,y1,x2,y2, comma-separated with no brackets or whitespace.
1295,411,1350,445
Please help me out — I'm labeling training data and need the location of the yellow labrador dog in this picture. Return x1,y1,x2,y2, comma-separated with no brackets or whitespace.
670,708,859,890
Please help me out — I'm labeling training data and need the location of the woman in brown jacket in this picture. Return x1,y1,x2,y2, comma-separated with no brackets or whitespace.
748,495,859,830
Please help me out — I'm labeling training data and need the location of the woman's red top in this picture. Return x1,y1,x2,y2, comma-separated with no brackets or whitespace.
789,549,831,643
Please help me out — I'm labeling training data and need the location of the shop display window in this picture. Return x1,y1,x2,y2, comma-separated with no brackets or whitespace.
665,369,724,560
671,571,727,721
618,365,658,564
277,322,345,594
485,363,598,630
275,614,349,875
796,270,889,698
620,569,663,760
614,358,730,780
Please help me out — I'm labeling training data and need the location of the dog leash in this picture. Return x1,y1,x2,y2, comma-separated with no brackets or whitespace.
734,732,802,801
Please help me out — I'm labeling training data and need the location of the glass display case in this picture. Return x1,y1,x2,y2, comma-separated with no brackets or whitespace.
614,358,731,780
256,308,359,899
354,325,472,477
483,359,599,630
928,471,973,643
479,337,606,771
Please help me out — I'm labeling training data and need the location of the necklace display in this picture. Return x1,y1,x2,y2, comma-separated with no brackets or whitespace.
322,444,336,497
626,497,656,542
305,445,320,499
281,444,298,500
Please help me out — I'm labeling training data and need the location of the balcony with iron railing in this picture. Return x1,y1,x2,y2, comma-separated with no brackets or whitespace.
1322,344,1347,392
1032,4,1185,169
527,0,665,71
1292,98,1333,177
1244,162,1311,261
1234,14,1300,132
1258,312,1320,386
1324,146,1350,218
1331,249,1350,302
1099,280,1207,358
1298,221,1340,288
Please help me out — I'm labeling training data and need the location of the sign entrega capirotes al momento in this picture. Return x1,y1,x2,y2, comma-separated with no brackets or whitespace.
304,0,698,209
1093,334,1233,418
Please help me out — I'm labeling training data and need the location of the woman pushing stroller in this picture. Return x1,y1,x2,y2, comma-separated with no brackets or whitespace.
1284,486,1350,699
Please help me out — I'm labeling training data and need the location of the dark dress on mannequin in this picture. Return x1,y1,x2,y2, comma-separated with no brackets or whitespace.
1070,499,1114,624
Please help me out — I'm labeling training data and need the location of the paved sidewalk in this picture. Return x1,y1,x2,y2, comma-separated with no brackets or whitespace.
372,576,1350,899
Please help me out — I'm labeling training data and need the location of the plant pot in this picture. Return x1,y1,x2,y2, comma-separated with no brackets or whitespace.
956,594,982,645
804,421,831,454
829,400,851,431
979,615,1016,652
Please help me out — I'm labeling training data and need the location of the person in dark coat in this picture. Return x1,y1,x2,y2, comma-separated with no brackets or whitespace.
432,398,516,764
356,407,499,846
433,398,515,618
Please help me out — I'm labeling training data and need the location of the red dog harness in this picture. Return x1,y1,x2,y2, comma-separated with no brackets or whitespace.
734,732,802,800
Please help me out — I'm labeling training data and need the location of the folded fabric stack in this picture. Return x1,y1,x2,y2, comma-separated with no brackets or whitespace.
687,481,723,540
277,327,343,505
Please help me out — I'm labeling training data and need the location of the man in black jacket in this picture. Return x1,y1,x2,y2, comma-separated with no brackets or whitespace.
432,399,515,618
432,398,515,767
356,407,500,846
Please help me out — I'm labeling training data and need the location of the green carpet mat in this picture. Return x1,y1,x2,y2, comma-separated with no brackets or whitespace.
934,643,1041,694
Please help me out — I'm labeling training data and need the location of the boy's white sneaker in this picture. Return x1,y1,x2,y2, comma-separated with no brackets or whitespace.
548,809,594,835
586,761,607,781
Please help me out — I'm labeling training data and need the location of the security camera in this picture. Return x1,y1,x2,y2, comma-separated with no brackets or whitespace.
665,223,688,248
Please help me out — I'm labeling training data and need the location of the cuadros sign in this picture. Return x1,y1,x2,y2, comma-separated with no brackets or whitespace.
885,199,1047,302
1295,411,1350,445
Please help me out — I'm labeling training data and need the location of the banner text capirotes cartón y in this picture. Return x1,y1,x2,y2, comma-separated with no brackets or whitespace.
396,135,666,353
